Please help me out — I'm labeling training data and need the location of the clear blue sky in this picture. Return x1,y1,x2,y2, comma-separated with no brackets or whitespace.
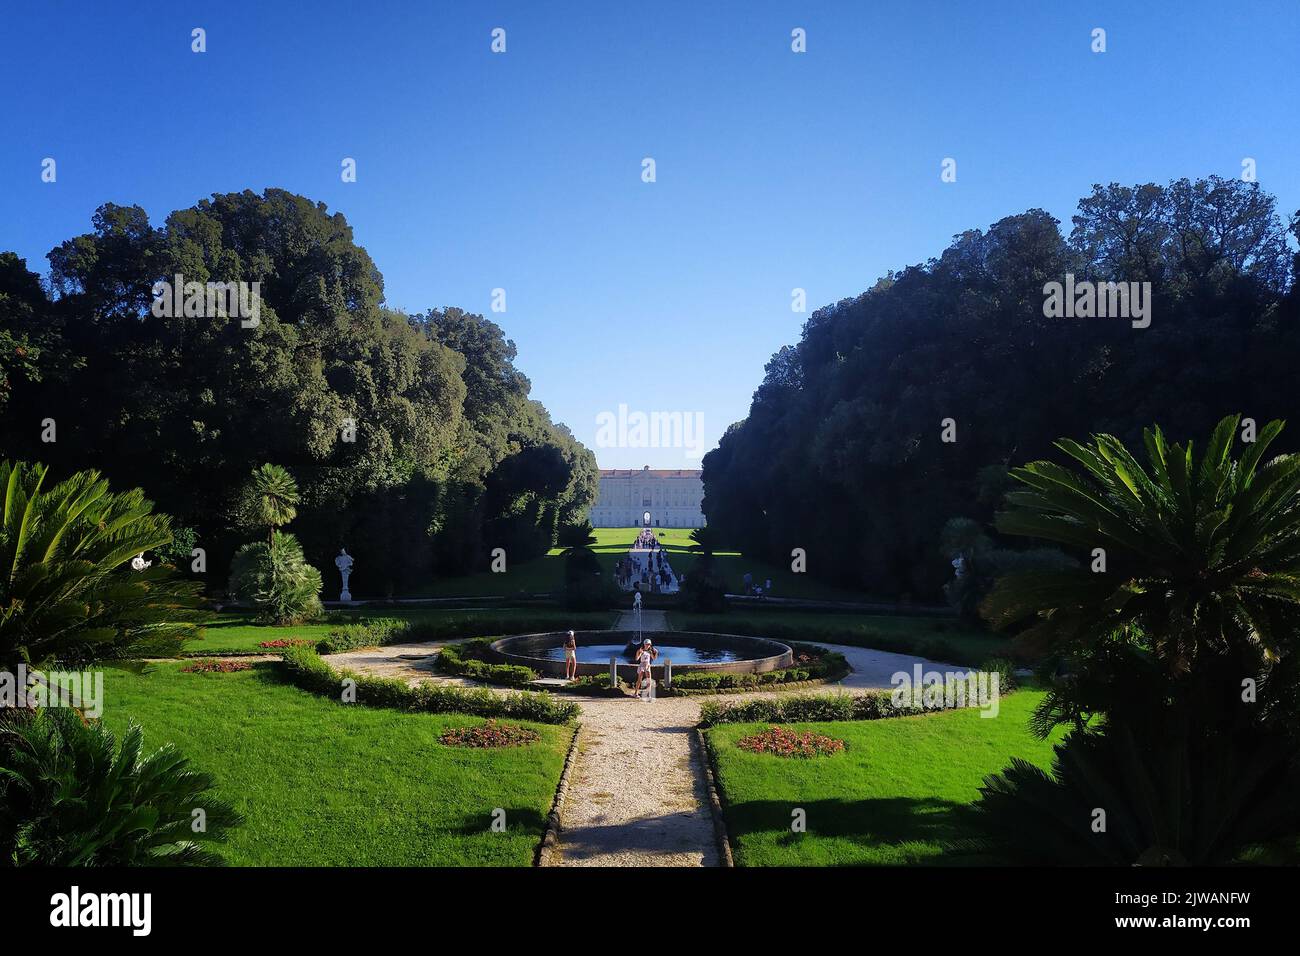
2,1,1297,469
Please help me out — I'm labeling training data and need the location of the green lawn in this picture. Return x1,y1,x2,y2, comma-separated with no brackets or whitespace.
189,607,617,654
671,609,1011,665
97,662,572,865
705,690,1064,866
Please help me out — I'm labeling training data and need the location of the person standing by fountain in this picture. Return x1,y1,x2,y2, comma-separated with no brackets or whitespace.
632,638,657,699
563,629,578,681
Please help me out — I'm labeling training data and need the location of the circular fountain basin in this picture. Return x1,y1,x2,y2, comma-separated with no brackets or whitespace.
490,630,794,680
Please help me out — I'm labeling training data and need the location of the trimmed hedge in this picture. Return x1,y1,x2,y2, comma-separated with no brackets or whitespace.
697,678,1014,728
699,691,913,727
667,646,848,694
435,638,538,687
279,646,579,724
316,618,427,654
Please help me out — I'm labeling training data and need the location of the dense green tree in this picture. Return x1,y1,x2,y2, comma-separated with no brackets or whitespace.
0,190,597,597
702,176,1297,600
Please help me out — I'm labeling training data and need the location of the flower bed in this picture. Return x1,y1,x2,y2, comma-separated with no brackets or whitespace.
736,725,846,758
259,638,315,649
181,659,254,673
439,720,540,748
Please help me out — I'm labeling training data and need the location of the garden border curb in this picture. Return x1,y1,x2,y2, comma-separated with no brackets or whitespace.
536,722,583,866
695,728,735,868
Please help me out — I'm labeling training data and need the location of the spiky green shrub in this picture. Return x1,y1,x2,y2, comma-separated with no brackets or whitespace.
227,530,323,625
0,460,208,670
0,709,241,866
971,416,1300,864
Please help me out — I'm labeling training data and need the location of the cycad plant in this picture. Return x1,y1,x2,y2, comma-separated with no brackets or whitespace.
970,416,1300,864
982,414,1300,730
0,460,207,670
0,708,242,866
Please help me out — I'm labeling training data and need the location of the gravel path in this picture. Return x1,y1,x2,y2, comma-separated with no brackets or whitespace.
323,631,960,867
554,693,718,866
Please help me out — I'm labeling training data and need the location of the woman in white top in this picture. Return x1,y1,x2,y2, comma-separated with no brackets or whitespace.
563,630,578,681
633,639,656,697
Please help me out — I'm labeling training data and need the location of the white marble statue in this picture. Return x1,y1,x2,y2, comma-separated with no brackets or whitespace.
335,548,354,602
130,553,152,571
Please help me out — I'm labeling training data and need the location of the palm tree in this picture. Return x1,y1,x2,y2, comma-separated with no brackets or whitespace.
245,464,300,545
0,460,207,670
687,526,720,559
557,521,599,580
556,520,598,555
982,414,1300,730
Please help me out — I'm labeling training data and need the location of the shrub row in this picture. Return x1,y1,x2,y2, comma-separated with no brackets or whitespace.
697,677,1015,728
671,669,809,691
698,691,917,727
434,638,538,687
668,647,849,693
315,618,427,654
279,646,579,724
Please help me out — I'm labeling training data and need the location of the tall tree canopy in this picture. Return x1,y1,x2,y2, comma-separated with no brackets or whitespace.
0,189,597,595
702,176,1299,599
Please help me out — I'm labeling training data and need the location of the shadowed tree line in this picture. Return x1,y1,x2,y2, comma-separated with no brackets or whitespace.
701,176,1300,601
0,188,598,597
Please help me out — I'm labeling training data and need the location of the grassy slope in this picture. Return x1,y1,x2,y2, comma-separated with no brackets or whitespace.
97,663,571,866
705,690,1064,866
190,608,617,654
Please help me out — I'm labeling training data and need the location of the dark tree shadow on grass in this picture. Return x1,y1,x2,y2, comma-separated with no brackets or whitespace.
726,796,991,865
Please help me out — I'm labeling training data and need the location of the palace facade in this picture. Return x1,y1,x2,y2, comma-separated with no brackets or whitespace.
590,466,706,528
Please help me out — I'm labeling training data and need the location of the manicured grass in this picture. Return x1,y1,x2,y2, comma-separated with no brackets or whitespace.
97,663,572,865
671,609,1011,665
189,607,617,654
705,690,1063,866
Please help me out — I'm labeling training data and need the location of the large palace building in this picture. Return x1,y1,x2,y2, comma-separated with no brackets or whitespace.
591,466,706,528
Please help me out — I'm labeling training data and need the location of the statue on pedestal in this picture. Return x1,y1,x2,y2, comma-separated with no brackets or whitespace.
335,548,354,602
